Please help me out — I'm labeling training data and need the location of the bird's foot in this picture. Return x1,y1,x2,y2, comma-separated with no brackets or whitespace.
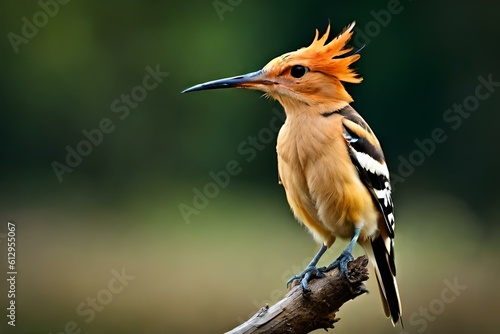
325,249,354,280
287,265,328,292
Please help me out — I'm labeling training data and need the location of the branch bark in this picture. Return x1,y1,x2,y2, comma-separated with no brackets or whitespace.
225,255,369,334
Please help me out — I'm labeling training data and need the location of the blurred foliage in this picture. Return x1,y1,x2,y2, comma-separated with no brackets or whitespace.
0,0,499,333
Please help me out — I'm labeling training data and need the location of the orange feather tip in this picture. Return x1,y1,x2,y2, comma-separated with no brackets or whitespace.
298,21,362,84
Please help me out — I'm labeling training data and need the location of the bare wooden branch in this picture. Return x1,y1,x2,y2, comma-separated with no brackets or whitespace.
225,256,369,334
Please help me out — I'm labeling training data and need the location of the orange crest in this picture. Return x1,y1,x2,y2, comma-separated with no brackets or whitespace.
294,22,362,84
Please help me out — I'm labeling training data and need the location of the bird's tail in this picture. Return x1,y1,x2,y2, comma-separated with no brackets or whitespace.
363,236,402,326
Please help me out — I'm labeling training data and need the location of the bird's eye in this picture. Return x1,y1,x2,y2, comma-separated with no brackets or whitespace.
290,65,309,78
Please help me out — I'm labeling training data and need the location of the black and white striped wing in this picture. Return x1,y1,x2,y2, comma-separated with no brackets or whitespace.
344,126,394,231
339,108,396,269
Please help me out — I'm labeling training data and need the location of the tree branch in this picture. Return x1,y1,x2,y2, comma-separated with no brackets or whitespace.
225,255,369,334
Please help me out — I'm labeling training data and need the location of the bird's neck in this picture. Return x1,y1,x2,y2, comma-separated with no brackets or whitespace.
278,96,350,118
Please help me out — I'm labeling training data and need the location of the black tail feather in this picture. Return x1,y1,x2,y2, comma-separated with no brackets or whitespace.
371,236,401,325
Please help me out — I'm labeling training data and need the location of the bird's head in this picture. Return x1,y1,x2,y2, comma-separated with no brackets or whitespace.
182,22,362,113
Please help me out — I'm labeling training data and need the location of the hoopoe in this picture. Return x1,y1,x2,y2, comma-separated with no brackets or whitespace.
183,22,402,325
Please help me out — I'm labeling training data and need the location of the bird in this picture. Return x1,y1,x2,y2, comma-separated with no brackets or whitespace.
182,22,402,325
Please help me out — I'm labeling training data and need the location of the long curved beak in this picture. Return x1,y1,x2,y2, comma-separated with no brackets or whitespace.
181,70,273,93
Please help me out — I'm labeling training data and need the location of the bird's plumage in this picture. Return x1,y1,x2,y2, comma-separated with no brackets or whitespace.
182,21,402,326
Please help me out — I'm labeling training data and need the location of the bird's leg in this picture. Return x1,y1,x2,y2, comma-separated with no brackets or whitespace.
287,244,328,292
326,226,361,279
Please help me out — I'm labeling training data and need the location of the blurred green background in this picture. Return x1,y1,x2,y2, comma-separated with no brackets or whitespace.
1,0,499,333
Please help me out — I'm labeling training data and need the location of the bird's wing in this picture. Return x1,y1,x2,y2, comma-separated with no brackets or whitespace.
338,105,401,325
339,107,394,241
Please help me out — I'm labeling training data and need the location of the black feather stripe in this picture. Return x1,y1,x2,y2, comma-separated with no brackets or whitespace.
338,105,372,133
343,126,385,164
372,236,401,324
389,239,396,275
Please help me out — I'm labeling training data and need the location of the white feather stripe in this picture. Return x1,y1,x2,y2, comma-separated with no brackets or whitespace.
387,212,395,225
375,187,393,208
354,151,390,178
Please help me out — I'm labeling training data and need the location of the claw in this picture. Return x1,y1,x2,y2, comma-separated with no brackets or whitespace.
287,265,327,292
325,249,355,279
